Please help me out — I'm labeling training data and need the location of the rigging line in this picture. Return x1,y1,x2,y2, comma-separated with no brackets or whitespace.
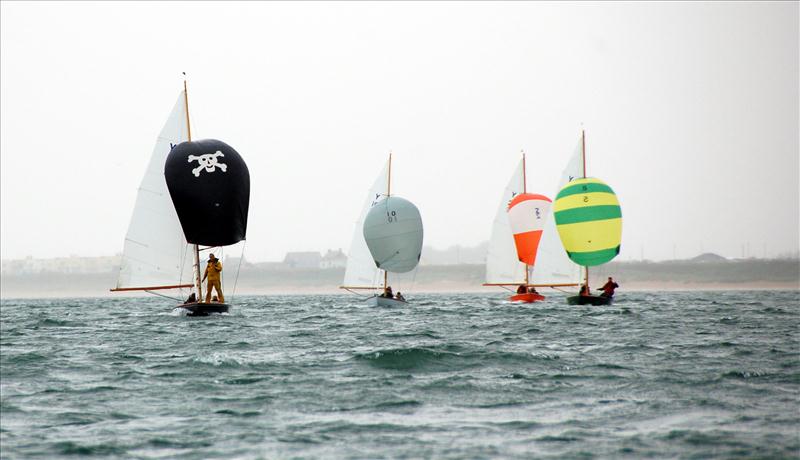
231,240,246,303
409,256,421,294
179,243,191,293
145,290,182,302
343,287,374,298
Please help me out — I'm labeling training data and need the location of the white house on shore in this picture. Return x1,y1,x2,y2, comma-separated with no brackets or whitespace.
320,249,347,269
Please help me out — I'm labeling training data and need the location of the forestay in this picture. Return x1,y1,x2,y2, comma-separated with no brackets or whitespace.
115,92,194,290
342,159,389,288
363,196,423,273
485,159,526,284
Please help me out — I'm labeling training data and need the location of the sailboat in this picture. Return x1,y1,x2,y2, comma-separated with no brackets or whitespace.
483,152,581,302
340,153,424,307
554,130,622,305
111,79,250,316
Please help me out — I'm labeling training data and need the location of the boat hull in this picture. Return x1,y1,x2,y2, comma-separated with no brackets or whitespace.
177,302,230,316
365,295,408,307
509,293,545,303
567,295,612,306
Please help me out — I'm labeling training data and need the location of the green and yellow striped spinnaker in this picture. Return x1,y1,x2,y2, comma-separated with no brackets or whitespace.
554,177,622,266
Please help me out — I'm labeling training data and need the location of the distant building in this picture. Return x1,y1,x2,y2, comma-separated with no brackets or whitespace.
320,249,347,269
1,255,121,275
283,252,322,269
223,255,252,269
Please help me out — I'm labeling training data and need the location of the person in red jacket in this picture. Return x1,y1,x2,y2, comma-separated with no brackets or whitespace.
598,277,619,298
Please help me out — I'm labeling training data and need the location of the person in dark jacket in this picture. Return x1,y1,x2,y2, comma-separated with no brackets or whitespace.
598,277,619,298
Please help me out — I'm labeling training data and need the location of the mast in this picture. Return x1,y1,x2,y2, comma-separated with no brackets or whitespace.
521,150,527,194
582,130,589,289
184,75,203,302
522,150,529,286
384,151,392,291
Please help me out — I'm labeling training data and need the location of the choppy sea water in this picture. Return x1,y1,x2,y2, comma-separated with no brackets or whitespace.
1,291,798,459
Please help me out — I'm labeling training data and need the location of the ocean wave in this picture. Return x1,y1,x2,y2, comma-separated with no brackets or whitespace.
723,369,770,379
53,441,129,456
354,346,463,371
353,345,560,371
3,351,49,364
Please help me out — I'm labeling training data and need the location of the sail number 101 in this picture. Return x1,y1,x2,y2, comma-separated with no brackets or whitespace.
387,210,397,223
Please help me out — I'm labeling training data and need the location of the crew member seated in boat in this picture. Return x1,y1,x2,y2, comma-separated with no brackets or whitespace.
202,253,224,303
516,285,526,294
382,286,393,298
527,286,539,294
598,277,619,298
395,291,405,302
579,284,590,296
184,292,196,304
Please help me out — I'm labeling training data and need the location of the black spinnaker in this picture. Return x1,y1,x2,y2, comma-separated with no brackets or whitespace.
165,139,250,246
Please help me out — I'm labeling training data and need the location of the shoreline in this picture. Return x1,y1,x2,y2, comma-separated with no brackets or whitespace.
2,281,797,300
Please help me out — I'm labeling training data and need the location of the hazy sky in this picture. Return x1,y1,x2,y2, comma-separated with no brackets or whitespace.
1,1,798,262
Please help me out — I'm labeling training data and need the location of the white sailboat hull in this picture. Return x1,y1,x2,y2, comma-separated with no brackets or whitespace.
365,295,408,307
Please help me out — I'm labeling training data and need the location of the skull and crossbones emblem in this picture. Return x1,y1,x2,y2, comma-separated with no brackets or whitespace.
187,151,227,177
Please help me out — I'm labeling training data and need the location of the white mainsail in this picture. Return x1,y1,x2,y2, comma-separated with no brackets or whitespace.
342,159,390,288
530,140,584,285
115,92,194,289
363,196,424,273
485,158,526,284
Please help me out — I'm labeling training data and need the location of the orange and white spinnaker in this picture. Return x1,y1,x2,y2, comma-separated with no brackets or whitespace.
507,193,552,266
